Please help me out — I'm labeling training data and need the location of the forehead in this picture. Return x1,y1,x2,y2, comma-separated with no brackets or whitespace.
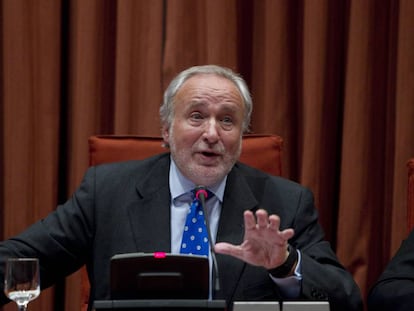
176,74,243,104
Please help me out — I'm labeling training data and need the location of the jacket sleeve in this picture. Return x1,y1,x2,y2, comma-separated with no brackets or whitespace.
367,229,414,311
0,166,97,306
286,186,363,311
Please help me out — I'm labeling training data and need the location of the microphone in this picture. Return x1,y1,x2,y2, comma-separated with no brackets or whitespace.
195,185,221,292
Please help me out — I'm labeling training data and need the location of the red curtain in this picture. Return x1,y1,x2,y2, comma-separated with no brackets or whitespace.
1,0,414,310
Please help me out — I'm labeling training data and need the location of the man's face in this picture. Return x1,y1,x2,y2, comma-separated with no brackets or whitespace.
163,74,245,186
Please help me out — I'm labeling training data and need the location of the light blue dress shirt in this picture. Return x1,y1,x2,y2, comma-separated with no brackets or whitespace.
168,158,302,298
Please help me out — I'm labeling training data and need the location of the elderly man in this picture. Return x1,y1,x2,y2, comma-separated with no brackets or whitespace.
0,65,362,311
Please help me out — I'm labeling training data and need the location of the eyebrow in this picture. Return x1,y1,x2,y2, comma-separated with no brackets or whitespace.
187,100,240,112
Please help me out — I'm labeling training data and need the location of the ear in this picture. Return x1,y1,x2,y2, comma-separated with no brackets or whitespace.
162,124,170,145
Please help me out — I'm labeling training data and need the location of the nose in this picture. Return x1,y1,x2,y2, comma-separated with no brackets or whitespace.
203,118,219,143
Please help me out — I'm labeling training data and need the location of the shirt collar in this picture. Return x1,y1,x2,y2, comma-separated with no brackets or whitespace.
169,157,227,203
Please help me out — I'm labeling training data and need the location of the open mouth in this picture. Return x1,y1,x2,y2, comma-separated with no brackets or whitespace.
201,151,219,157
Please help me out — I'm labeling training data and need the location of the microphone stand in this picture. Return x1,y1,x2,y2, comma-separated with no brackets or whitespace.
195,186,221,292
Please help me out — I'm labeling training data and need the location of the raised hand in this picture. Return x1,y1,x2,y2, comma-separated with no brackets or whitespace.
214,209,295,270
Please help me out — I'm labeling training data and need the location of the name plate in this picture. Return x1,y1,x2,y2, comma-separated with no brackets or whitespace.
233,301,280,311
233,301,330,311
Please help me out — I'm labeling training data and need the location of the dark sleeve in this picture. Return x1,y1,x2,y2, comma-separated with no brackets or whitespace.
286,187,363,311
0,167,97,306
368,229,414,311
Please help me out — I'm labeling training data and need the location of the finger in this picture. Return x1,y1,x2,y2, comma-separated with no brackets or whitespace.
280,228,295,240
255,209,269,228
214,242,243,258
244,210,256,230
268,214,281,230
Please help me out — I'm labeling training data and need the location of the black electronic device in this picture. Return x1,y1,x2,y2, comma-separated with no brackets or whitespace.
110,252,209,300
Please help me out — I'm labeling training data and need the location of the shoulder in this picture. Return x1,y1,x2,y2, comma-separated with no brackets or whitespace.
230,161,315,215
92,152,170,172
83,153,170,183
229,162,317,231
233,161,311,194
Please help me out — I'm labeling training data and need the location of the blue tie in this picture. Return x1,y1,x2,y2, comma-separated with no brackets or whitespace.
180,189,212,256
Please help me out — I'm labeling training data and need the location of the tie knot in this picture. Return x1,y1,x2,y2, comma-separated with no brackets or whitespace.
192,188,213,201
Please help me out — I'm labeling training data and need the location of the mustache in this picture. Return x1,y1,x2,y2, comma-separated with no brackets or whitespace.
194,142,226,155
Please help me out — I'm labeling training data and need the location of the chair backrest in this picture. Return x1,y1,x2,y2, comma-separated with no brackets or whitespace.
89,134,283,175
81,134,283,310
407,158,414,232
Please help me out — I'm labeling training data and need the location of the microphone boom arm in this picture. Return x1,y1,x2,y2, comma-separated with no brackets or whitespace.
195,186,221,292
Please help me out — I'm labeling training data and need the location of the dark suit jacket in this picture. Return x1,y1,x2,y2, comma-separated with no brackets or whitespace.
0,153,362,311
368,229,414,311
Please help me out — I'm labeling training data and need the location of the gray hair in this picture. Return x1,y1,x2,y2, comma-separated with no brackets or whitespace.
160,65,252,133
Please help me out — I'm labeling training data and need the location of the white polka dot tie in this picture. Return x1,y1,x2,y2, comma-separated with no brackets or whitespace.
180,189,212,257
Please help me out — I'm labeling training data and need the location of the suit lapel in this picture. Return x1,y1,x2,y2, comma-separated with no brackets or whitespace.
127,155,172,253
215,164,260,299
217,163,260,243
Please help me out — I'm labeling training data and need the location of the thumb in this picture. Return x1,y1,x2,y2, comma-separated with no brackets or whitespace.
214,242,242,257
